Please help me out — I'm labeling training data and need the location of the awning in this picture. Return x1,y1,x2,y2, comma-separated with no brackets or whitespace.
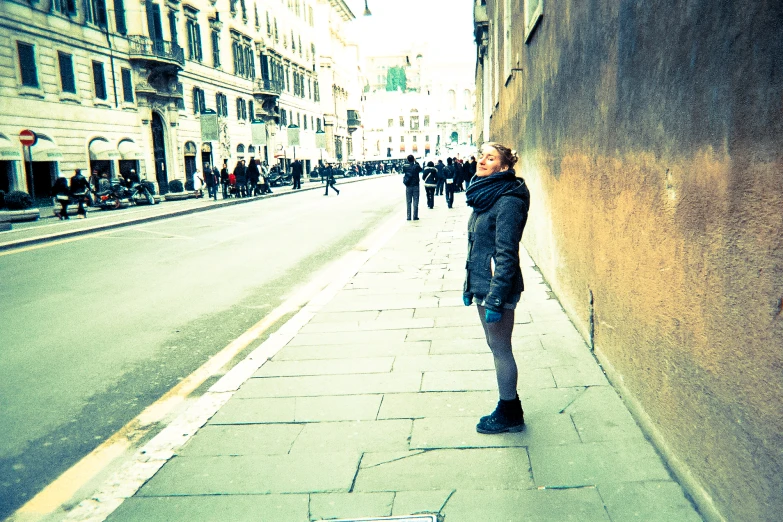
118,140,144,160
89,139,121,160
30,137,64,161
0,135,22,160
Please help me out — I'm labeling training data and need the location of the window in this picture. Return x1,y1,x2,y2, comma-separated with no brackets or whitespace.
424,115,430,127
240,0,247,21
193,87,206,113
314,80,319,101
425,135,430,142
121,68,133,102
412,135,417,142
231,32,254,78
169,10,178,46
399,116,404,127
211,28,221,67
387,118,393,128
266,12,272,35
308,6,314,26
248,99,254,121
216,92,228,116
52,0,77,16
236,98,247,120
410,115,419,130
291,31,296,51
280,109,287,126
400,136,404,142
114,0,127,33
303,114,307,130
58,52,76,93
311,43,316,60
90,0,108,27
388,136,392,143
316,117,322,131
298,36,303,57
186,9,203,62
92,61,107,100
17,42,38,88
274,17,279,42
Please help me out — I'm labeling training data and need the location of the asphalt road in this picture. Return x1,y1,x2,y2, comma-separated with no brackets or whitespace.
0,176,402,519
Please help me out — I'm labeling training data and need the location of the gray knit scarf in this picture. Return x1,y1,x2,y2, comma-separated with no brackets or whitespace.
465,169,519,214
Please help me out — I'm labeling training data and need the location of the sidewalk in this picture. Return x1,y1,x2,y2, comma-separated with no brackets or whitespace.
74,195,702,521
0,176,369,251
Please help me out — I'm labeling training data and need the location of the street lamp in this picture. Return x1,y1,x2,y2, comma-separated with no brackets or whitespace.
363,0,371,16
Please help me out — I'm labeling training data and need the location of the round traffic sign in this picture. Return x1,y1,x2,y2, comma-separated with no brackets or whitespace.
19,129,37,147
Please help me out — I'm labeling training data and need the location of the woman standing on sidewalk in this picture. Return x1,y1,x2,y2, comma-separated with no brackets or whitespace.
463,142,530,434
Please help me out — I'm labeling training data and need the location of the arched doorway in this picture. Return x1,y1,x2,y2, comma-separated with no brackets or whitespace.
184,141,197,189
151,112,168,194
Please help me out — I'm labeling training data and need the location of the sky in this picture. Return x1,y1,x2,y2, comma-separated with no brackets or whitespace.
343,0,476,67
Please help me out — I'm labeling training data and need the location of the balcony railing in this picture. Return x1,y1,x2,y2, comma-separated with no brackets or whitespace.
253,78,283,96
127,36,185,67
347,109,361,130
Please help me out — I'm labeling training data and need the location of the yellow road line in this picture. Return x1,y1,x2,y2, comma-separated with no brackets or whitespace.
12,296,294,518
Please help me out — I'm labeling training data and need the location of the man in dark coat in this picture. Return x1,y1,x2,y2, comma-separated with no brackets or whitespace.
233,160,247,197
435,159,446,195
220,161,229,199
323,162,340,196
69,169,90,218
246,159,261,196
291,160,303,190
402,154,422,220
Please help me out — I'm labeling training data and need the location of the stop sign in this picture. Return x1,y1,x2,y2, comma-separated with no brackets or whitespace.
19,129,37,147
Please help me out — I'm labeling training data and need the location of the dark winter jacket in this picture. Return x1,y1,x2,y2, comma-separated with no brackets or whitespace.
246,161,260,184
422,167,438,186
69,172,89,195
463,175,530,312
234,163,247,184
402,162,421,186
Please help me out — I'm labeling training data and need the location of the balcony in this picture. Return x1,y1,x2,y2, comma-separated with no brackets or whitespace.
253,78,283,96
127,36,185,68
347,109,361,133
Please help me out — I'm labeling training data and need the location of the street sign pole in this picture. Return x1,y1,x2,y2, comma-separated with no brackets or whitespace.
19,129,38,199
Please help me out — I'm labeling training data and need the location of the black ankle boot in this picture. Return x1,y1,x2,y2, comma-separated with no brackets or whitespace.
476,396,525,434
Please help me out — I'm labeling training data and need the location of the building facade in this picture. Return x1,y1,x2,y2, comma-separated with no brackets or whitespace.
0,0,363,196
474,2,783,521
361,50,475,161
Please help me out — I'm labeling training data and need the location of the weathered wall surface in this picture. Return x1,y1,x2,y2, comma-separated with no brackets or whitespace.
484,1,782,520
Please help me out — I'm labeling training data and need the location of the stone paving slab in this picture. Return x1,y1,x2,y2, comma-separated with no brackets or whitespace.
234,372,423,398
309,492,395,521
272,341,431,361
254,356,395,377
441,488,610,522
354,448,534,492
391,353,494,372
289,419,413,454
177,423,304,456
106,494,311,522
137,452,361,496
390,490,453,517
598,481,705,522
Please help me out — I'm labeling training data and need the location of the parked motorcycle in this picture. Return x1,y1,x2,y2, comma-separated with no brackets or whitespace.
91,183,129,210
130,181,156,205
267,168,292,187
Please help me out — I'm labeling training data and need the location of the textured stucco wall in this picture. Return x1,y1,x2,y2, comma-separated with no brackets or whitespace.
483,1,783,520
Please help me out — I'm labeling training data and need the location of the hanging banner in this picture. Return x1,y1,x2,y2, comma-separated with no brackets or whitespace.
200,110,219,141
287,125,301,146
252,121,267,145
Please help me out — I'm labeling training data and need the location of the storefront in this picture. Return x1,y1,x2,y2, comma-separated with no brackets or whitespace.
27,134,64,199
0,133,22,193
118,139,144,179
88,138,121,181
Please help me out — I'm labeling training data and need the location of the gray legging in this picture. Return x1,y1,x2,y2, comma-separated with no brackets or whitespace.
477,305,518,400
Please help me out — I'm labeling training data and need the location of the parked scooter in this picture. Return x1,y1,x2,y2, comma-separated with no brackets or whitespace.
91,183,129,210
130,180,156,205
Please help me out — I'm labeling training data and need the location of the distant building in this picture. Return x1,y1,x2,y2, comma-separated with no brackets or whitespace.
0,0,364,196
361,49,474,161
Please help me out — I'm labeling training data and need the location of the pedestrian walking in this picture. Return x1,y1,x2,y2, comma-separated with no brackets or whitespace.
69,169,90,218
204,163,218,200
220,161,229,199
258,161,273,194
52,176,71,219
291,159,303,190
463,142,530,434
466,156,477,188
444,157,456,208
435,159,446,195
402,154,421,220
422,161,438,209
323,162,340,196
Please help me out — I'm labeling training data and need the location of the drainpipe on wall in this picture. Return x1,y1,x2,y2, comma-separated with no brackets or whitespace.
104,28,119,109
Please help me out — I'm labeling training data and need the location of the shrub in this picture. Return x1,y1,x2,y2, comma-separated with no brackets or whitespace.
168,179,184,193
141,181,156,195
3,190,33,210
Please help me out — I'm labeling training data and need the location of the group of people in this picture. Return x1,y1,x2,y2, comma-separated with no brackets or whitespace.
199,159,275,201
401,154,479,219
51,169,91,219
